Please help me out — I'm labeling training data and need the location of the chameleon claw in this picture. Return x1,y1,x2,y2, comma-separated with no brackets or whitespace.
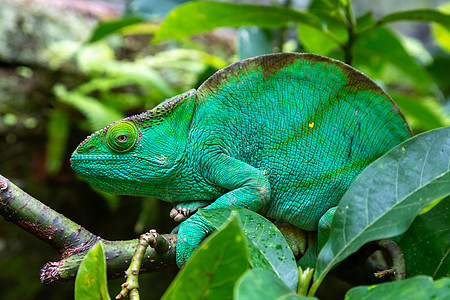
170,208,187,221
170,207,196,221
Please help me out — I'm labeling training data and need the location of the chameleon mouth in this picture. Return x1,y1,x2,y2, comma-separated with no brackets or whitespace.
71,154,128,160
70,154,136,174
70,154,137,166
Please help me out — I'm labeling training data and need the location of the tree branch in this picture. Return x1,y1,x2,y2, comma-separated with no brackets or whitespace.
0,174,177,285
0,173,406,288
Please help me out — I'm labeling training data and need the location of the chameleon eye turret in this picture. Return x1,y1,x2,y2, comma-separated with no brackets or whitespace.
106,121,139,153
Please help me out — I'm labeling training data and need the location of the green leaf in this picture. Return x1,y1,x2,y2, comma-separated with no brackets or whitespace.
126,0,191,19
237,26,274,60
313,127,450,289
426,53,450,96
75,241,111,300
433,23,450,52
74,43,175,98
432,3,450,52
307,0,349,41
162,214,249,300
54,84,124,131
150,48,228,70
234,269,314,300
308,0,347,21
93,189,120,213
76,43,115,75
87,16,144,43
95,60,175,98
46,109,70,175
399,197,450,279
345,276,450,300
134,197,159,233
298,23,339,56
153,1,323,43
199,207,298,291
377,9,450,29
353,25,432,87
392,94,450,132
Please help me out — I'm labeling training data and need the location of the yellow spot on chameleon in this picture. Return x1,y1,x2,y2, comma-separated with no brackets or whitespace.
308,121,315,128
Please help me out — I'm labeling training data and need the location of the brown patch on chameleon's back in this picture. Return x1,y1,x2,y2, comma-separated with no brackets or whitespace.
198,53,412,136
257,53,302,78
200,53,299,92
304,53,412,135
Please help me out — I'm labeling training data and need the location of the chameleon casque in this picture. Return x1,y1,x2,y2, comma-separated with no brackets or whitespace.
70,53,412,267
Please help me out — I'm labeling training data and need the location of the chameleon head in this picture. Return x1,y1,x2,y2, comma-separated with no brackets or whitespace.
70,91,195,198
70,119,170,196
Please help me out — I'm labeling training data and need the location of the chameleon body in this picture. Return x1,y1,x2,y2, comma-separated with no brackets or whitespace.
70,53,412,266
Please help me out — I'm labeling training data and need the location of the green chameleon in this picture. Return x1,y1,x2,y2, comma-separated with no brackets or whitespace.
70,53,412,267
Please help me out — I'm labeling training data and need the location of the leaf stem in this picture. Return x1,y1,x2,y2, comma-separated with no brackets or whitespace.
277,0,293,51
322,28,346,47
342,0,357,65
307,276,323,297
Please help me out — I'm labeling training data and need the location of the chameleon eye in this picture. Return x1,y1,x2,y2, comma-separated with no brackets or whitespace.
116,135,128,142
106,121,138,153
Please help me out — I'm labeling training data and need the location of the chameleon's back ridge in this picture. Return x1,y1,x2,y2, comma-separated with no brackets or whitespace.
189,53,412,229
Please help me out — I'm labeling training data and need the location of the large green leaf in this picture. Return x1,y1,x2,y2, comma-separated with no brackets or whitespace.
307,0,349,40
153,1,323,42
234,269,314,300
297,23,339,56
74,241,111,300
199,207,298,291
87,16,144,43
298,0,352,56
345,276,450,300
399,197,449,279
427,53,450,98
353,25,432,87
432,3,450,52
237,26,274,60
54,84,124,131
74,44,175,98
313,127,450,290
45,109,70,175
392,94,449,132
162,214,249,300
308,0,348,24
90,60,175,98
126,0,191,19
377,9,450,29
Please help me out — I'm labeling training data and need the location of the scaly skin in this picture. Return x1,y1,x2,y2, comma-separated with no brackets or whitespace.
70,53,412,267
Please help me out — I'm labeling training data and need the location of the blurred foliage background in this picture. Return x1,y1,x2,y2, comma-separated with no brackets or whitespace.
0,0,449,299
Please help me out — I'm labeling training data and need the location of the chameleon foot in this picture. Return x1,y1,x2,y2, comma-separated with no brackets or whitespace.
169,201,210,222
170,207,192,222
276,222,307,256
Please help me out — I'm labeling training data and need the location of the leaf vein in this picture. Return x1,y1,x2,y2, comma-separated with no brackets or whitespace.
318,170,449,280
419,138,434,186
433,248,449,278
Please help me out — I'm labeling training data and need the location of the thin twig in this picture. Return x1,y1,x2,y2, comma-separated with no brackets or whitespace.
116,230,171,299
